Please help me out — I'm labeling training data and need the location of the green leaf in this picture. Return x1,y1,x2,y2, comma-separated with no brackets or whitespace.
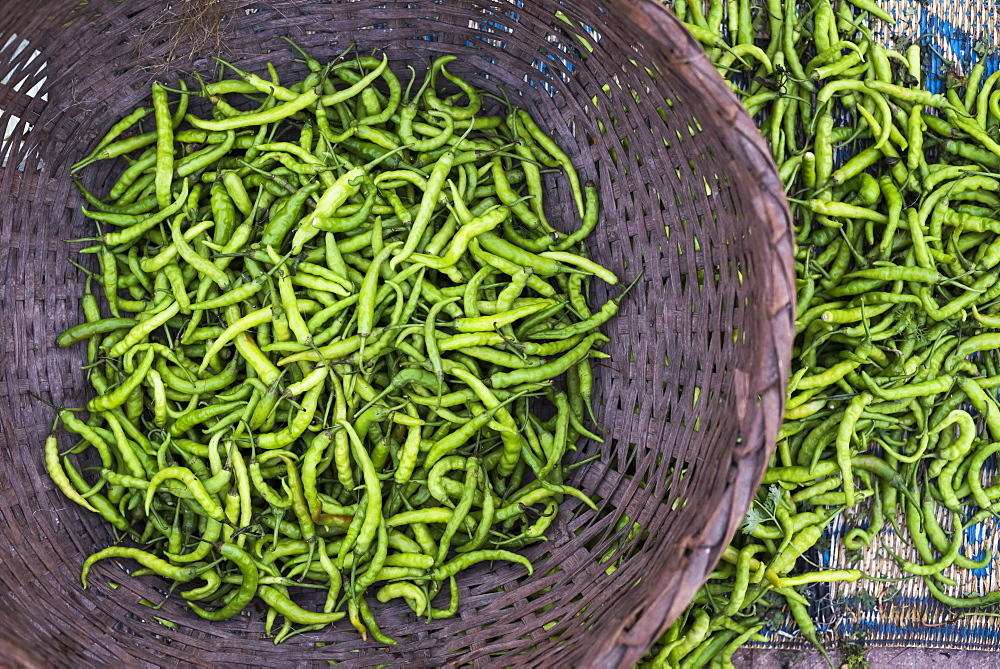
741,505,767,534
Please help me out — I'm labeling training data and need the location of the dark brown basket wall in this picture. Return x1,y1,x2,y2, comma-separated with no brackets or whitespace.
0,1,794,667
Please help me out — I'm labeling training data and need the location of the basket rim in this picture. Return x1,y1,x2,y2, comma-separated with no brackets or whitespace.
586,2,795,665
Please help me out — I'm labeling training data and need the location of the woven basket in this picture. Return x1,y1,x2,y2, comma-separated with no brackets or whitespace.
0,1,794,666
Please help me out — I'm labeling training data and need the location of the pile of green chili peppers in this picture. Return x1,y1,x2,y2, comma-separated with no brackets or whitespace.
51,41,624,644
641,0,1000,667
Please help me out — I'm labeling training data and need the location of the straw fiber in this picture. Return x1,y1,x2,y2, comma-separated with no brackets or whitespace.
0,1,794,666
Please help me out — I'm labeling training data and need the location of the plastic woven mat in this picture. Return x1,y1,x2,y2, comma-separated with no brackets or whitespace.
758,0,1000,653
870,0,1000,91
